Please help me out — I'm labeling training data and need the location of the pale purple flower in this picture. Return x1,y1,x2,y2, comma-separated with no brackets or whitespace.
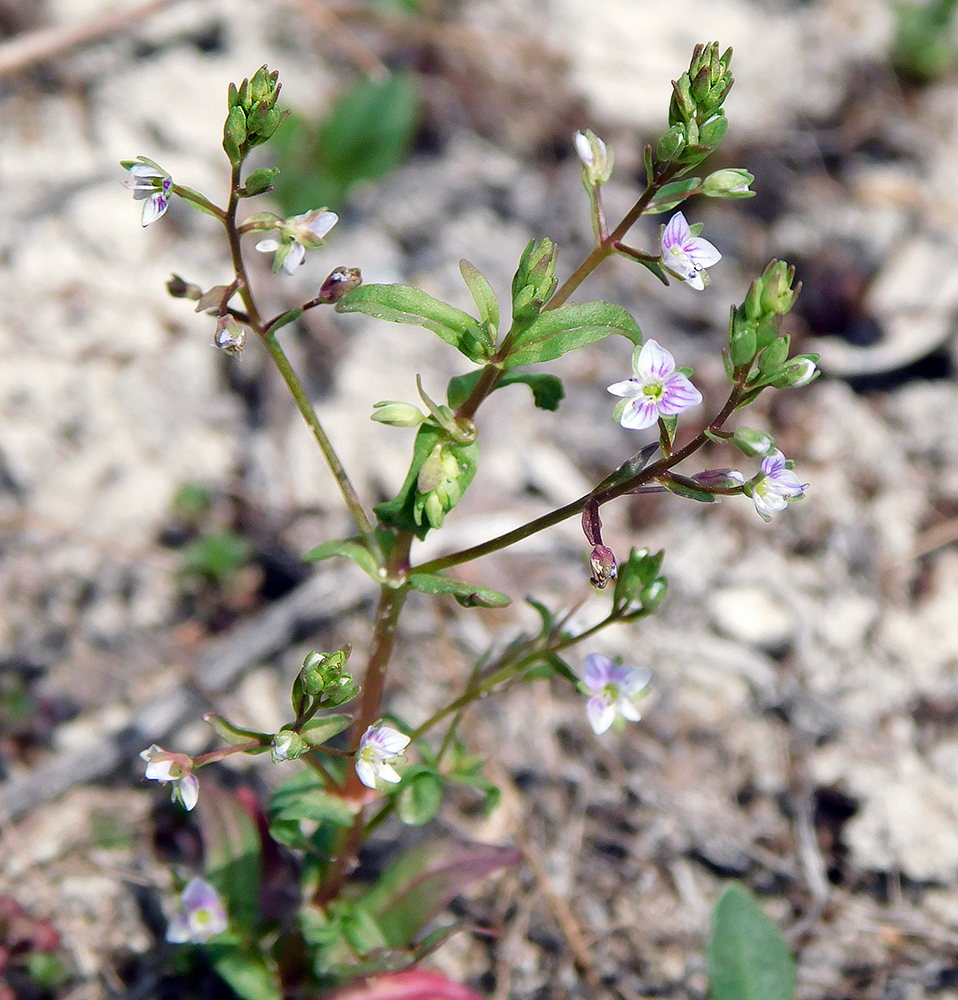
255,208,338,275
608,339,703,431
582,654,652,735
749,449,807,521
166,878,228,944
140,744,199,811
122,161,173,227
660,211,722,290
356,724,410,789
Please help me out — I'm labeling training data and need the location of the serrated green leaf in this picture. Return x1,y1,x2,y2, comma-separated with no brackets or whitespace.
646,177,701,214
503,300,641,369
205,945,282,1000
195,784,261,935
407,572,511,608
300,714,353,747
708,883,796,1000
268,769,359,828
336,284,490,362
397,769,444,826
302,538,382,580
459,260,499,344
446,369,564,412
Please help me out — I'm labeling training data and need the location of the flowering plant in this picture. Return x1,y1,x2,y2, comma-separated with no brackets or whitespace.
129,51,812,999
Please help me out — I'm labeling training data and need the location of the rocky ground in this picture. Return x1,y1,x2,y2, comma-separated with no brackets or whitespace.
4,0,958,998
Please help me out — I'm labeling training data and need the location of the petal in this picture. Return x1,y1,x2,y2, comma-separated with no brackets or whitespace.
255,237,281,253
587,696,615,735
662,212,691,250
376,727,411,755
140,194,168,227
308,210,338,239
686,236,722,268
607,378,640,398
144,759,176,782
177,773,200,811
376,762,402,783
616,697,642,722
574,130,593,166
165,913,191,944
355,758,378,789
682,270,707,291
582,653,612,692
761,449,786,475
282,242,305,274
618,665,653,697
657,373,703,414
619,396,660,430
636,339,676,381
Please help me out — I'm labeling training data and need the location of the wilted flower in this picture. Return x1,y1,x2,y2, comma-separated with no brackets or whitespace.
747,449,807,521
121,159,173,227
212,315,246,355
589,544,617,589
608,339,703,431
255,208,338,275
166,878,228,944
660,211,722,289
581,654,652,735
355,724,410,788
139,744,199,811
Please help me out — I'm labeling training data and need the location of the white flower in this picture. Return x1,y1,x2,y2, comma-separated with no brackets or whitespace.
166,878,228,944
660,211,722,290
121,160,173,227
749,449,807,521
140,744,199,811
255,208,338,275
581,654,652,735
355,724,410,788
608,339,703,431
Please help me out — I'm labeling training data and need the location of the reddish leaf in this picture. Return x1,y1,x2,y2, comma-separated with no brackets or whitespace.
324,968,485,1000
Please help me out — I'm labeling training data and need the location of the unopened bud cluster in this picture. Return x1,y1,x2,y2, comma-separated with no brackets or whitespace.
658,42,734,170
512,238,558,324
415,442,466,529
224,65,284,166
300,647,359,707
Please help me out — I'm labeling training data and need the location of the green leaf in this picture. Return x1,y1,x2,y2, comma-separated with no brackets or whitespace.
661,473,718,503
195,784,261,935
708,883,796,1000
594,442,661,492
446,369,564,412
503,300,642,369
302,538,382,580
459,260,499,345
300,713,353,747
269,72,421,212
407,572,511,608
268,769,359,828
646,177,701,214
397,768,444,826
205,944,282,1000
336,283,490,362
358,840,521,948
266,307,303,333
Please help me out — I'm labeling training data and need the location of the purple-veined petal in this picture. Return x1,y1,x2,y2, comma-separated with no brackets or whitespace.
657,373,703,414
635,339,676,381
583,653,613,692
619,396,661,430
607,378,640,398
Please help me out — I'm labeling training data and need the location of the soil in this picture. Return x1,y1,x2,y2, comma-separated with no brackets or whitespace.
4,1,958,998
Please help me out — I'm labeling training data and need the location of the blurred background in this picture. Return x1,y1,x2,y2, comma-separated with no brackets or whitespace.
3,0,958,997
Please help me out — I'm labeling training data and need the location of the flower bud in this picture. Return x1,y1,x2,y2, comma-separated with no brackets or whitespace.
731,427,775,457
702,168,753,198
728,321,757,367
768,355,819,389
759,260,798,316
692,467,747,487
319,266,362,304
698,113,729,149
167,274,202,300
589,545,617,590
244,167,278,196
656,126,686,162
640,577,668,611
757,335,790,374
271,729,305,763
574,129,614,186
371,401,426,427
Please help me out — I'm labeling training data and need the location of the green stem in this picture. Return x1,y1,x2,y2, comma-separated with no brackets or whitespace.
220,164,380,557
420,380,746,575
